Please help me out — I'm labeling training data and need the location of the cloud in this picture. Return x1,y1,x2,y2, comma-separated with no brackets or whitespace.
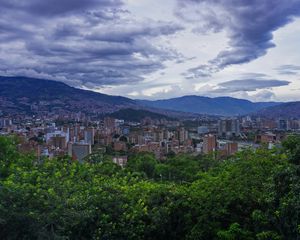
251,90,276,101
211,79,290,93
275,64,300,75
221,79,290,92
86,22,183,43
0,0,183,88
176,0,300,79
193,77,289,101
0,0,122,16
239,73,269,79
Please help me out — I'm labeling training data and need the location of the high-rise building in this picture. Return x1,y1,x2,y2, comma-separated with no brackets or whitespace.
46,131,68,149
277,119,289,130
203,134,217,154
0,118,12,128
225,142,238,155
153,130,164,142
289,119,300,130
51,135,67,149
104,117,116,129
178,127,188,143
218,119,240,138
84,128,95,145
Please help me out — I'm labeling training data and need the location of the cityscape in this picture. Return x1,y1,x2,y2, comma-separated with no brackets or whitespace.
1,111,298,164
1,0,300,239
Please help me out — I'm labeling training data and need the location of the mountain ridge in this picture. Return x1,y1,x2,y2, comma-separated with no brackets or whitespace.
137,95,281,116
0,76,297,117
0,76,135,115
254,101,300,118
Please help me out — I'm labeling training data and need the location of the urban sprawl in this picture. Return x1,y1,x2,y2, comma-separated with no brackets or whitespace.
0,111,299,166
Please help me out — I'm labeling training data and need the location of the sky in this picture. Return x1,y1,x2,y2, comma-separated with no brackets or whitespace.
0,0,300,102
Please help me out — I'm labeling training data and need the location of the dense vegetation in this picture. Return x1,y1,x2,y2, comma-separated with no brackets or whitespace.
1,135,300,239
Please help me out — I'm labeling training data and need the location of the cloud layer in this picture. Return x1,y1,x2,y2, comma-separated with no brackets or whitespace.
215,79,290,93
275,64,300,75
0,0,299,101
0,0,183,88
177,0,300,79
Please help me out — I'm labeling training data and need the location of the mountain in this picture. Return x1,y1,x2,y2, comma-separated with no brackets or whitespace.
0,76,135,115
255,102,300,118
0,76,292,118
108,108,174,122
137,95,281,116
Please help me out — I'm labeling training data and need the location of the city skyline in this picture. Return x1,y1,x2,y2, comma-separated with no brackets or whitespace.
1,0,300,102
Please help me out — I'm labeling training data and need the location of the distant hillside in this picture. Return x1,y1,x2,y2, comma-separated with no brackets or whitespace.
255,102,300,118
0,76,135,115
138,95,281,116
108,108,175,122
0,76,294,118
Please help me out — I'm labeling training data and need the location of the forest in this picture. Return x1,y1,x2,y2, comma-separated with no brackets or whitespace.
1,135,300,239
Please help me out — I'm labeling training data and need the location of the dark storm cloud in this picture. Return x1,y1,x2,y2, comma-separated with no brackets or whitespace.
0,0,183,88
0,0,122,16
177,0,300,78
212,79,290,93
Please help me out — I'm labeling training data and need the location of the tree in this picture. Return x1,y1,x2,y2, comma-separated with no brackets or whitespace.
126,153,157,178
282,135,300,165
0,135,299,239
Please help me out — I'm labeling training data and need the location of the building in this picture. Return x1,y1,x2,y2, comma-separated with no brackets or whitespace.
46,131,68,149
225,142,238,155
255,132,277,144
50,135,67,149
84,128,95,145
112,156,128,167
218,119,240,138
113,141,127,151
178,127,188,143
277,119,289,131
289,119,300,130
203,134,217,154
197,126,210,135
68,142,91,162
122,127,130,135
218,141,238,157
261,119,277,130
153,130,164,142
104,117,116,129
0,118,12,128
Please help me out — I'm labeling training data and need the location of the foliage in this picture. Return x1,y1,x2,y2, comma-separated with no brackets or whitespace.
126,152,158,178
0,135,300,239
282,135,300,165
